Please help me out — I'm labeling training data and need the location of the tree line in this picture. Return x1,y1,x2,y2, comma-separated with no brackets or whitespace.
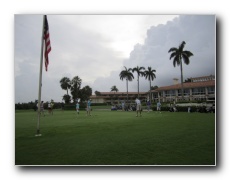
94,66,157,103
119,66,156,103
60,76,92,104
15,101,62,110
120,41,193,102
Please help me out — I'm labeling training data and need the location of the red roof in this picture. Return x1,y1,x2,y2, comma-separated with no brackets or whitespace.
155,80,215,91
90,95,108,99
99,92,148,95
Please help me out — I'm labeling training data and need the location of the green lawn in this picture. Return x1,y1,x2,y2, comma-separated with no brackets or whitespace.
15,110,215,166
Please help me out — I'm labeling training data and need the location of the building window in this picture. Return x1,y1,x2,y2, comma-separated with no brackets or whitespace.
165,90,175,97
178,89,182,96
207,87,215,94
192,88,205,95
183,89,190,96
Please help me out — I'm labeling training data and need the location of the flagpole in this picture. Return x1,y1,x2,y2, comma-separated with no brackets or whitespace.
36,15,45,136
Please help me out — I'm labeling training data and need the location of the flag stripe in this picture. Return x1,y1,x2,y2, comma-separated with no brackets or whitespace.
44,15,51,71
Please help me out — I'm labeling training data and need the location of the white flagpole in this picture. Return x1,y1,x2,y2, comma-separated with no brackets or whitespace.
36,15,45,136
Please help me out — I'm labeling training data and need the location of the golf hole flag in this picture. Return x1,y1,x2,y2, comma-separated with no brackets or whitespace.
44,15,51,71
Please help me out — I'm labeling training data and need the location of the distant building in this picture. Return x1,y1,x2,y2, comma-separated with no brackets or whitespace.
90,75,215,104
190,75,215,82
151,75,215,102
90,92,148,104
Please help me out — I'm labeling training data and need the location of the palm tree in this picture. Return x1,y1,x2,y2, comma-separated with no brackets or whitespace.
132,66,145,98
60,77,71,95
111,85,119,104
119,66,134,101
111,85,118,93
71,76,82,101
168,41,194,100
144,67,156,103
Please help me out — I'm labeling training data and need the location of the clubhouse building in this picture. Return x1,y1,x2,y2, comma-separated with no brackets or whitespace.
90,75,215,104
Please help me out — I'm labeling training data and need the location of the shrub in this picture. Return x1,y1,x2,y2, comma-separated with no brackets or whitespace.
152,106,197,112
63,103,86,110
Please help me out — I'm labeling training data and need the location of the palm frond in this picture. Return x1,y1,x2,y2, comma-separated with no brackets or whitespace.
169,52,178,60
119,67,134,81
144,67,156,81
182,55,190,65
168,47,177,53
183,50,194,57
179,41,186,51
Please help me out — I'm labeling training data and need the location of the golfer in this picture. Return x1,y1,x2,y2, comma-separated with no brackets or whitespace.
37,101,45,116
147,100,151,113
50,101,54,115
76,102,80,115
135,97,142,117
157,101,161,112
86,99,91,116
48,102,52,114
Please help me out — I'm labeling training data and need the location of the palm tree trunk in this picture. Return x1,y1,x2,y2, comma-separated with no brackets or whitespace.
138,75,139,98
126,79,128,101
180,58,184,100
114,91,115,104
149,80,152,103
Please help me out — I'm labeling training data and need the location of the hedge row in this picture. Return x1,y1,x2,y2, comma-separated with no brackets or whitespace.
15,102,64,111
152,106,214,113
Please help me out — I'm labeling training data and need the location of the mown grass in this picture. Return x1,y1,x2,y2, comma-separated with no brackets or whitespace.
15,109,215,166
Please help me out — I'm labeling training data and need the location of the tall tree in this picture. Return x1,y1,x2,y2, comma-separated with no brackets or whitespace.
111,85,119,104
119,66,134,101
79,85,92,102
111,85,119,93
70,76,82,101
168,41,194,100
60,77,71,95
62,94,71,104
144,67,156,103
132,66,145,98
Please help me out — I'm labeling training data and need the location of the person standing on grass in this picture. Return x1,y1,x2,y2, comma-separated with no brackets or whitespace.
86,99,91,116
50,101,54,115
157,101,161,113
135,97,142,117
48,102,51,115
38,101,45,116
48,101,54,115
147,100,151,113
76,102,80,115
121,101,125,111
188,106,191,113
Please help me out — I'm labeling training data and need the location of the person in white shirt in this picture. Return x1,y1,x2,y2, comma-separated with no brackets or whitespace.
157,101,161,113
135,97,142,117
48,102,51,114
37,101,45,116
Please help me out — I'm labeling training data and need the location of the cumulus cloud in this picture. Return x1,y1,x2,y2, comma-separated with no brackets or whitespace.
92,15,215,93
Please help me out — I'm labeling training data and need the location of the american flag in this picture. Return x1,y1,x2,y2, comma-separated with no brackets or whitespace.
44,15,51,71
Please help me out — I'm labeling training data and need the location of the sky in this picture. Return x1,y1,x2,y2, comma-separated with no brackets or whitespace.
15,14,215,103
